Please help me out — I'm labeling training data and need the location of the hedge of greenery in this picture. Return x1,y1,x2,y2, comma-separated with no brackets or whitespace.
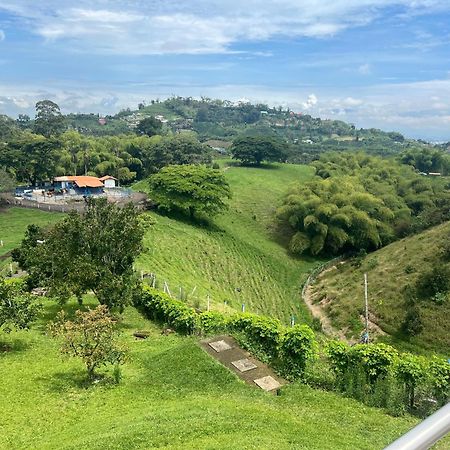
134,286,449,415
134,286,317,379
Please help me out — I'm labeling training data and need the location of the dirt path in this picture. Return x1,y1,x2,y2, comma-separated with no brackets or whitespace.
302,263,385,343
302,275,349,341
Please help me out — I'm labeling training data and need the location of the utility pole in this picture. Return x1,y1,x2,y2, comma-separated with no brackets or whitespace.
364,273,369,343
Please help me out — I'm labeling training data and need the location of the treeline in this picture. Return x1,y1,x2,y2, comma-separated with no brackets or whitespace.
277,152,450,256
0,101,212,187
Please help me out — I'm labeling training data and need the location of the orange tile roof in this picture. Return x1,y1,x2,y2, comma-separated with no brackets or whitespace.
99,175,117,181
54,176,103,188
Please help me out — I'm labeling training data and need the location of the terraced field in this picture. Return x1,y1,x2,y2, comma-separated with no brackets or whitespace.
134,163,322,323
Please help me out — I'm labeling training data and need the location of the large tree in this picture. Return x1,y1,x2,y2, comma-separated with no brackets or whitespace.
149,165,231,218
13,198,144,310
2,134,59,185
230,136,286,165
34,100,66,137
136,116,163,137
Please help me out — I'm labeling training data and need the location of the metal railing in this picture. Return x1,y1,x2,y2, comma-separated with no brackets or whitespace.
384,402,450,449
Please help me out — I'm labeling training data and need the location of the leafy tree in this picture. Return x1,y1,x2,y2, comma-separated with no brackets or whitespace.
230,136,286,165
34,100,66,137
0,168,15,193
13,198,144,310
2,134,59,185
0,279,41,334
136,116,163,137
149,165,231,218
49,305,125,379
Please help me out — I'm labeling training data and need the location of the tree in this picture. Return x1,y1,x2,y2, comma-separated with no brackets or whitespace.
34,100,66,137
49,305,125,379
152,134,211,169
0,168,15,193
149,165,231,218
3,133,60,185
13,198,144,310
0,279,41,334
230,136,286,165
136,116,163,137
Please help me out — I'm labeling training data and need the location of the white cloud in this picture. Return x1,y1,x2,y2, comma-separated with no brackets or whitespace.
302,93,318,110
1,1,450,54
0,30,5,41
358,63,371,75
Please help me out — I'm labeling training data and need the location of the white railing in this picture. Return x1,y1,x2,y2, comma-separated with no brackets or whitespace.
384,402,450,449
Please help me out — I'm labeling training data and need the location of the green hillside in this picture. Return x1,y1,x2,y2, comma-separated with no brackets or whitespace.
0,298,431,450
134,162,322,323
0,208,62,269
309,221,450,354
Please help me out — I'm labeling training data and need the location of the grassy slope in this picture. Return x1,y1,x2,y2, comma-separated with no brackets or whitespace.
0,299,434,450
310,221,450,354
134,163,322,323
0,207,62,257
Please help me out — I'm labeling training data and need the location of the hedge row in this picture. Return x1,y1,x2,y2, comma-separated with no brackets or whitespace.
134,286,449,413
134,286,317,378
327,341,450,412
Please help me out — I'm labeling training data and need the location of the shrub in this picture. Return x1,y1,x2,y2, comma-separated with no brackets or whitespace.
198,311,229,335
0,277,41,334
230,313,283,359
348,343,398,383
415,265,450,299
279,325,317,378
428,357,450,406
49,305,125,380
401,306,423,336
395,353,428,409
134,287,198,334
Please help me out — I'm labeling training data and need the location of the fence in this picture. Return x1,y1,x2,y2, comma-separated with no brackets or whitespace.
301,255,347,300
1,192,148,214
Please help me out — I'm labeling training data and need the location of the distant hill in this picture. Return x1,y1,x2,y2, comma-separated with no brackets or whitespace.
309,221,450,354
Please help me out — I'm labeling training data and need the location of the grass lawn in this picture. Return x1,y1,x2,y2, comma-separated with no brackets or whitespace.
0,207,62,257
134,163,323,324
310,221,450,355
0,299,437,450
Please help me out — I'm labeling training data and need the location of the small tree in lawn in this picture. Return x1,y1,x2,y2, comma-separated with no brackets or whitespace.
149,165,231,218
49,305,125,380
0,278,41,336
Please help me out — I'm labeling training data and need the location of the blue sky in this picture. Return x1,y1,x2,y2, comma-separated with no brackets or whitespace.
1,1,450,140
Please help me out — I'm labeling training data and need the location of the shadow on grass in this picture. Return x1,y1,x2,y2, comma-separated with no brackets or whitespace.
227,161,281,170
152,208,223,232
44,369,119,393
0,337,30,354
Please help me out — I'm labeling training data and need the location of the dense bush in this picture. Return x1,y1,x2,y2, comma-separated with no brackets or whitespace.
326,340,449,414
277,152,450,256
134,287,198,334
415,265,450,300
279,325,318,377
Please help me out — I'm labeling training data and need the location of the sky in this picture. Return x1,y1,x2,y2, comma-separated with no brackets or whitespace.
0,1,450,140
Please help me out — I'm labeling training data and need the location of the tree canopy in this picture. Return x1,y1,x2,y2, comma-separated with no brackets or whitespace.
230,136,286,165
277,152,450,256
149,165,231,218
33,100,66,137
136,116,163,137
12,198,144,310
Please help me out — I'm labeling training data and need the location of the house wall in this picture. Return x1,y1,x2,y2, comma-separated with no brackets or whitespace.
104,179,116,188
